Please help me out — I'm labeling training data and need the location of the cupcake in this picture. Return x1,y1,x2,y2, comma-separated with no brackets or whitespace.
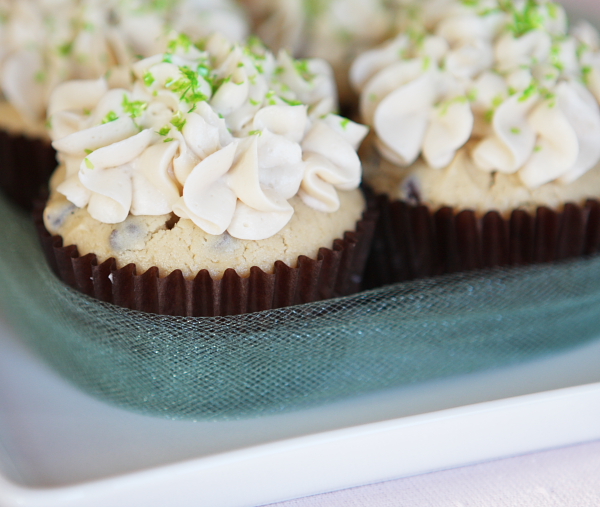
351,0,600,285
238,0,400,109
0,0,248,209
39,33,373,316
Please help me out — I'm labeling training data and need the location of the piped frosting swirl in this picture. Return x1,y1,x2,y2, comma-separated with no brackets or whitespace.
49,33,368,240
352,0,600,189
0,0,248,128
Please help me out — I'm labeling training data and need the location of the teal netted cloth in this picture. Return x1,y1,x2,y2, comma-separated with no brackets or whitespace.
1,194,599,420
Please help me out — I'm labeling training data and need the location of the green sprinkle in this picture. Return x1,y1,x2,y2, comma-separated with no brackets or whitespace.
247,35,265,49
58,41,73,57
540,87,555,101
510,127,521,134
165,66,209,105
266,90,275,99
582,66,592,84
407,27,426,47
248,130,262,136
550,44,564,71
504,0,546,38
547,2,559,19
294,59,315,81
492,94,504,108
304,0,327,19
83,108,91,116
577,42,590,60
369,93,377,102
197,63,211,78
534,145,543,152
102,111,118,124
158,126,171,136
279,96,303,106
171,111,186,131
249,98,260,106
143,71,155,87
164,138,174,143
84,158,94,169
144,0,178,11
480,7,501,16
34,71,46,83
255,64,264,74
467,89,478,102
45,118,52,130
162,53,173,63
423,56,431,71
340,118,350,130
237,62,244,68
84,149,93,154
519,83,537,102
275,66,284,75
438,96,468,116
84,22,94,32
122,95,147,119
167,33,193,53
485,109,495,123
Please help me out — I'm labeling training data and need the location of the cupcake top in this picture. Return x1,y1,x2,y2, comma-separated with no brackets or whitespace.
352,0,600,190
48,33,368,241
240,0,396,103
0,0,248,130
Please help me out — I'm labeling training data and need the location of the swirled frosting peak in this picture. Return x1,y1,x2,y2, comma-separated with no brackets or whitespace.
49,33,367,240
352,0,600,189
0,0,248,128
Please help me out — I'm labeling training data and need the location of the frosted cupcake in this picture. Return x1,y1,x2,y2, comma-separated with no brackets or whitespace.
0,0,248,208
39,33,373,316
239,0,399,108
352,0,600,284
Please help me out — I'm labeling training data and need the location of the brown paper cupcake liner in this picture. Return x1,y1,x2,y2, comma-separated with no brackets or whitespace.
363,194,600,289
34,204,377,317
0,130,56,210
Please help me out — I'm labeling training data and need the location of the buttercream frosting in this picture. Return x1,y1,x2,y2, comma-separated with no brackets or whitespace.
240,0,397,102
0,0,248,133
352,0,600,190
48,33,368,241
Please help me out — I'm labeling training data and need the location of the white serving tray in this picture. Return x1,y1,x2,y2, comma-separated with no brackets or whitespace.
1,308,600,507
2,3,600,506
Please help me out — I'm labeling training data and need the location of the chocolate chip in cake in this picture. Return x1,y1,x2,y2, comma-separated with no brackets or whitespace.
110,219,147,252
403,178,421,205
45,201,77,230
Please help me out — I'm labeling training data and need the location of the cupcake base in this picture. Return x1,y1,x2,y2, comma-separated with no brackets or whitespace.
363,195,600,288
0,130,56,210
34,205,377,317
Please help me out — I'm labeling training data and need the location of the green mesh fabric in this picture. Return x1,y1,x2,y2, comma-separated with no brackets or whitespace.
1,194,600,420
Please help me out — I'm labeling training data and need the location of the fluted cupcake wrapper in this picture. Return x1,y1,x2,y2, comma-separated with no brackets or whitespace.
363,195,600,288
34,205,377,317
0,130,56,210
